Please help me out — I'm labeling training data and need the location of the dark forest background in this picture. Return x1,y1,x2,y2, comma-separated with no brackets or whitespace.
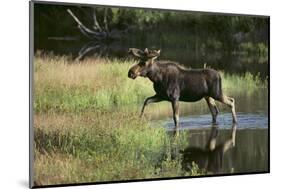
34,3,269,78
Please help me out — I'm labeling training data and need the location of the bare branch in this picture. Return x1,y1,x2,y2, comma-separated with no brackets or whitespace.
78,41,97,55
92,8,102,32
67,9,104,39
103,8,109,33
78,25,94,39
76,42,101,61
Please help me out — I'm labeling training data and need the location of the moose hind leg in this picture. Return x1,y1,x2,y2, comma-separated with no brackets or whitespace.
140,95,162,117
205,97,219,124
219,95,237,123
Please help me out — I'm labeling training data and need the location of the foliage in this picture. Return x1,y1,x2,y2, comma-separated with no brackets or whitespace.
34,55,192,185
34,3,268,56
34,55,267,113
33,55,268,185
34,107,196,185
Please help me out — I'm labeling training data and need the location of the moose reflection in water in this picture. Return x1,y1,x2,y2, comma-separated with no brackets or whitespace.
128,48,237,128
180,124,237,174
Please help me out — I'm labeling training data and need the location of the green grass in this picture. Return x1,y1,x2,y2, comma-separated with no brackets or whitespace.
34,56,154,113
33,55,267,185
33,55,188,185
34,55,267,113
34,111,190,185
221,71,267,95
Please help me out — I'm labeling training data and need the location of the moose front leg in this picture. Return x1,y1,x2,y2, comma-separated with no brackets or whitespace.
140,95,162,117
171,100,180,128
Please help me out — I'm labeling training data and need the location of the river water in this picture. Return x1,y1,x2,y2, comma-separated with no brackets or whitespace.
165,113,268,174
148,88,269,175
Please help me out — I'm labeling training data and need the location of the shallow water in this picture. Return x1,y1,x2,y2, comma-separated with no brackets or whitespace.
144,86,268,175
131,85,269,175
164,112,268,130
162,112,269,175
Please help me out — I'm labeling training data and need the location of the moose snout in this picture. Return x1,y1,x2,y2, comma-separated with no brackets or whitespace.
128,70,137,79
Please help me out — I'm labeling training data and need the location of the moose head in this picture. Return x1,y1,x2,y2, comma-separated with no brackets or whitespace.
128,48,161,79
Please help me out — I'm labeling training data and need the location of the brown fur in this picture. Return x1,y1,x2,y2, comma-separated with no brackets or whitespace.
128,48,238,126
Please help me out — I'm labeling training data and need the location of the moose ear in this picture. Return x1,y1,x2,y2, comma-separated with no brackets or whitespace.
147,49,161,59
128,48,144,58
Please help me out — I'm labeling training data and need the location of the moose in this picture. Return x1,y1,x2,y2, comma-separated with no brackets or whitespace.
128,48,237,127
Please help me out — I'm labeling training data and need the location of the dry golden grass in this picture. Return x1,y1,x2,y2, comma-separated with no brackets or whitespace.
34,55,154,113
34,55,151,91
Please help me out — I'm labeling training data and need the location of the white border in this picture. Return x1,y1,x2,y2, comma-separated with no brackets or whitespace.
1,0,280,189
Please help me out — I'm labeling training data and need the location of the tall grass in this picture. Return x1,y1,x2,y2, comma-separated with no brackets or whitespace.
34,110,191,185
34,55,267,113
34,56,154,113
221,72,267,93
34,55,189,185
33,55,267,185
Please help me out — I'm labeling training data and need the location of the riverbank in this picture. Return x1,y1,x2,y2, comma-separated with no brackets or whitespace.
33,55,267,185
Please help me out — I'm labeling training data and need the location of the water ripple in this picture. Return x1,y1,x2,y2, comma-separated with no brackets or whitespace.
163,112,268,130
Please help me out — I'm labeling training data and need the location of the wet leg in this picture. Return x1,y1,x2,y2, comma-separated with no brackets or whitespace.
218,95,237,123
205,97,219,124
